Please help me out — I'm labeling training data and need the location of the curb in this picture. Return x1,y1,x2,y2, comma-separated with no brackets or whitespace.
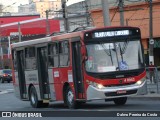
128,95,160,100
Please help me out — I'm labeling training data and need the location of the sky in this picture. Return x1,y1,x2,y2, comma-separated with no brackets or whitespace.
0,0,84,6
67,0,84,6
0,0,29,12
0,0,29,6
0,0,84,12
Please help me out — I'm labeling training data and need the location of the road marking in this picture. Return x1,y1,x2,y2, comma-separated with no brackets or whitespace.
0,91,8,95
0,89,14,95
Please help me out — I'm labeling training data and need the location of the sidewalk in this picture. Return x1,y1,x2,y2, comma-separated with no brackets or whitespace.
130,93,160,100
130,70,160,100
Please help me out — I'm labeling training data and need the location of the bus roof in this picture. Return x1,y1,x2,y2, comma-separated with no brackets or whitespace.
11,29,85,49
11,26,139,49
11,36,52,49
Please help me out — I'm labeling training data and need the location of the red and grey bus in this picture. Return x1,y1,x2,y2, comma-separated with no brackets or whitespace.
11,26,147,108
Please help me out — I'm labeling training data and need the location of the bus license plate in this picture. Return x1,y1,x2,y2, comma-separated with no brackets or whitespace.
117,90,127,94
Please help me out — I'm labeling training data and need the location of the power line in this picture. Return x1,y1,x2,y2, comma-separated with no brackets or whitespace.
138,5,149,27
110,0,119,22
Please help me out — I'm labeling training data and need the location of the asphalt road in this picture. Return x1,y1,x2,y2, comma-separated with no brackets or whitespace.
0,83,160,120
1,92,160,111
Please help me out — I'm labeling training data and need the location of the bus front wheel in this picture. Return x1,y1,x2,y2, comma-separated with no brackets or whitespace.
65,86,77,109
113,97,127,105
29,86,42,108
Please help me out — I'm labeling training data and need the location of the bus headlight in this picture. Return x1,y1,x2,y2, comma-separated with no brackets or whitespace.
136,81,142,85
90,82,104,89
136,78,146,85
97,84,104,89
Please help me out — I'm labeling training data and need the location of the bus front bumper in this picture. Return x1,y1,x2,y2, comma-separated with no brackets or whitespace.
86,81,147,100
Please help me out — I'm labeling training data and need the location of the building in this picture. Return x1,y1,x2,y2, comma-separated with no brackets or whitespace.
0,15,60,68
35,0,61,18
57,1,90,32
90,0,160,66
18,3,39,15
0,0,29,15
18,0,62,18
57,0,147,32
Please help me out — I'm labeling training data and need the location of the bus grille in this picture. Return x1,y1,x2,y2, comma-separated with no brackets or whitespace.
104,82,136,87
105,89,137,97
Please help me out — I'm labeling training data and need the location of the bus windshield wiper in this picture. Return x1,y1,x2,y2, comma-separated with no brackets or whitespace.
119,44,123,61
100,42,113,65
118,40,129,62
121,39,129,54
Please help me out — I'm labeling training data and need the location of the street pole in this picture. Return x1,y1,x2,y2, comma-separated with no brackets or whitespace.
149,0,154,64
102,0,110,26
119,0,124,26
45,10,50,36
18,22,21,42
0,38,3,69
84,0,90,26
61,0,69,32
126,19,128,26
8,36,11,59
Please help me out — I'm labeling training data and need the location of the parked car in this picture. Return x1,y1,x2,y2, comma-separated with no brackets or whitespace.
0,69,12,83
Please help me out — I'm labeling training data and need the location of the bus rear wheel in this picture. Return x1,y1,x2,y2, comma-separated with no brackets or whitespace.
113,97,127,105
65,86,77,109
29,86,43,108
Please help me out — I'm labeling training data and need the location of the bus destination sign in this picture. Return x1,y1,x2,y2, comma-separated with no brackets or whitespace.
93,30,130,38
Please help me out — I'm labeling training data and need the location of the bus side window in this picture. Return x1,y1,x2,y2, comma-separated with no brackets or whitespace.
48,43,59,67
48,44,54,67
12,50,17,71
25,47,36,70
59,41,69,67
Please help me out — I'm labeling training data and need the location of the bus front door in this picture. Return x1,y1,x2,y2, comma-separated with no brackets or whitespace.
72,41,84,99
16,50,27,99
37,47,50,100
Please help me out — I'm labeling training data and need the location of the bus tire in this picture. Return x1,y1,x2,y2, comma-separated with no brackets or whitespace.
29,86,42,108
65,86,77,109
113,97,127,105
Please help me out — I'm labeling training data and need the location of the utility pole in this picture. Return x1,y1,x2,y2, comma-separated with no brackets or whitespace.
45,10,51,36
61,0,69,32
0,38,3,69
126,19,129,26
8,36,11,59
119,0,124,26
18,22,22,42
148,0,154,64
102,0,110,26
84,0,90,26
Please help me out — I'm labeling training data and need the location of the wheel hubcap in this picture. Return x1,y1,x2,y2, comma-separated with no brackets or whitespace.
31,93,36,104
67,91,73,104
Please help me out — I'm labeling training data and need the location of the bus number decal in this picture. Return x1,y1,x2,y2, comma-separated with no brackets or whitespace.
54,71,59,77
124,77,135,82
68,70,73,82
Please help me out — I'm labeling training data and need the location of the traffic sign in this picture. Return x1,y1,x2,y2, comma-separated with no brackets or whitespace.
149,39,154,45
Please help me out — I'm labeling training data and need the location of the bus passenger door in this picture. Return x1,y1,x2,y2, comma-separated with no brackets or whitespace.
16,50,27,99
37,47,50,99
72,41,85,99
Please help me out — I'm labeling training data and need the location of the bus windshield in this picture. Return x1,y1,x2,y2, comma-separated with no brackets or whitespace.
85,39,144,73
